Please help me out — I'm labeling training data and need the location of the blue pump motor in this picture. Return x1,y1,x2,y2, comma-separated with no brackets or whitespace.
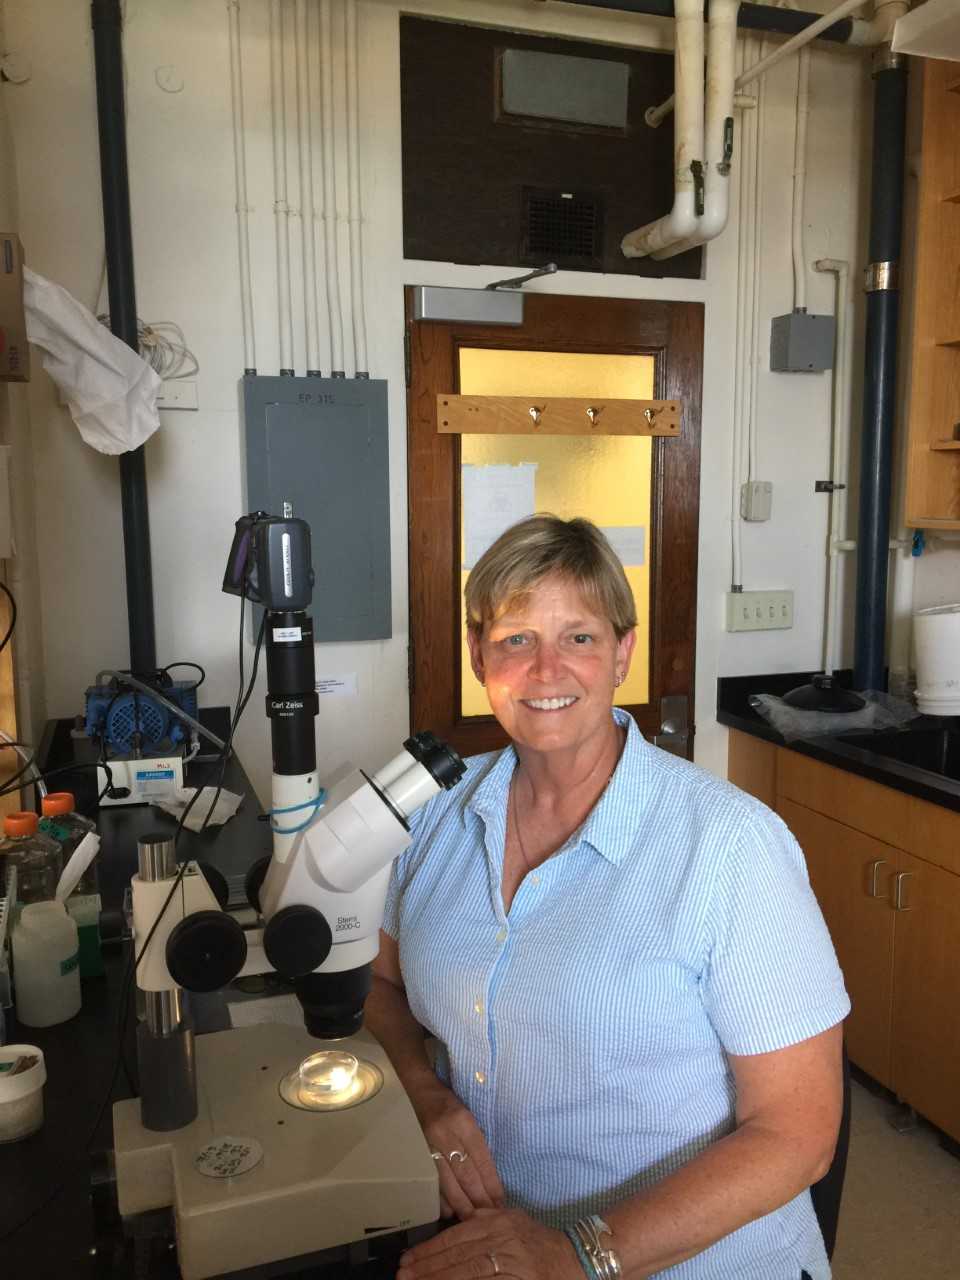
84,681,199,755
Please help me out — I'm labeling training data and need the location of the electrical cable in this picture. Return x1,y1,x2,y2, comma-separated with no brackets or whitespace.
0,580,17,654
161,661,205,691
0,736,42,800
96,314,199,381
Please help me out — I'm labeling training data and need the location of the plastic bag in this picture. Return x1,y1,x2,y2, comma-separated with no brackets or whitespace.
748,690,920,743
152,787,243,832
23,267,161,455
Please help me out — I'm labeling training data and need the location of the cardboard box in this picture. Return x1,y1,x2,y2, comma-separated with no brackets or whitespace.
0,234,29,382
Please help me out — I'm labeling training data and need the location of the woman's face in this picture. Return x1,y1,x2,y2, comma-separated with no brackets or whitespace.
467,572,635,758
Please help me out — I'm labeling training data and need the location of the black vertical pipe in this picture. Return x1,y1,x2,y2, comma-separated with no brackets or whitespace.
91,0,157,676
854,56,908,692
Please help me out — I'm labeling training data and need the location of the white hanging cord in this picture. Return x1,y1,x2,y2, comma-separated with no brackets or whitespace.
0,731,45,799
295,0,322,375
270,0,295,374
345,0,369,378
792,47,811,312
320,0,346,376
815,259,850,677
227,0,257,374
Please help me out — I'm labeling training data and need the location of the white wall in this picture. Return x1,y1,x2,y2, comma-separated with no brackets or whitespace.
1,0,874,796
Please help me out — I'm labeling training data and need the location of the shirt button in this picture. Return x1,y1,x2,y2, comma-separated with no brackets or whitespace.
474,999,483,1015
530,874,541,886
475,1071,486,1085
495,927,507,943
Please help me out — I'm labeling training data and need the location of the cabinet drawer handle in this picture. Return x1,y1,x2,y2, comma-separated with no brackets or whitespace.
892,871,913,911
866,858,888,898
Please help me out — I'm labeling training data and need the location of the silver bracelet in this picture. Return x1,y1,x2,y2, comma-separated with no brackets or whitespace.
572,1215,622,1280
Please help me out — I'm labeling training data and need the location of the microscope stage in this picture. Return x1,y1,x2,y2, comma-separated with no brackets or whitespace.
113,1023,438,1279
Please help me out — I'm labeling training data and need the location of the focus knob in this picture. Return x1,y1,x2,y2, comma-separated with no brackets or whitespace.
263,904,332,978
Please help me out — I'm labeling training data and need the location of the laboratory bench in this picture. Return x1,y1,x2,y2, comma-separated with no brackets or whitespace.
719,674,960,1154
0,717,414,1280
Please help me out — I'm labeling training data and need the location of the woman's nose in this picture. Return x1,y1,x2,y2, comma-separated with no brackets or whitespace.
531,641,562,681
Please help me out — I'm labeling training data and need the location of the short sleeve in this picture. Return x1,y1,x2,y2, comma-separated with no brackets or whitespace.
701,804,850,1056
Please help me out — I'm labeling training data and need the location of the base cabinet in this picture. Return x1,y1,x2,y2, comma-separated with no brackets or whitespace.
727,730,960,1143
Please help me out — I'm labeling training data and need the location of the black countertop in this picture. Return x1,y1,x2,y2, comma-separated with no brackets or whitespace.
718,672,960,814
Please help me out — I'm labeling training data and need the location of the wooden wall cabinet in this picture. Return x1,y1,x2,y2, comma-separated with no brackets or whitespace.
904,58,960,529
728,730,960,1142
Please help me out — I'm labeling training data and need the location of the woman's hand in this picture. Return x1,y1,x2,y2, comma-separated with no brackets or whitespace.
410,1080,506,1219
396,1208,583,1280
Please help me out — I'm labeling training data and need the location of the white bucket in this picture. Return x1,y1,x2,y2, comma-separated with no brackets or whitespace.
0,1044,46,1142
914,604,960,714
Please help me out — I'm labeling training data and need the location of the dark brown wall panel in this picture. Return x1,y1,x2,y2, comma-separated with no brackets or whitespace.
400,17,702,281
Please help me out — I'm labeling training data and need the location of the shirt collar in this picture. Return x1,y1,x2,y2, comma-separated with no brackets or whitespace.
466,708,652,866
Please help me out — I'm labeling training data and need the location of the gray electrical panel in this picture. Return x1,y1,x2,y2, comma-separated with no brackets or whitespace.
241,377,391,642
770,311,835,373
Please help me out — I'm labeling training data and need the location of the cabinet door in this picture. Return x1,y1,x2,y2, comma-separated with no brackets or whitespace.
777,798,898,1087
891,851,960,1141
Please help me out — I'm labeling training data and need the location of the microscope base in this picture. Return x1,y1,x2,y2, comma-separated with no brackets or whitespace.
113,1023,439,1280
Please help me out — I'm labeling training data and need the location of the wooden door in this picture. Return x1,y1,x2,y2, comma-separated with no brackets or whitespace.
891,850,960,1141
777,798,897,1088
406,291,703,759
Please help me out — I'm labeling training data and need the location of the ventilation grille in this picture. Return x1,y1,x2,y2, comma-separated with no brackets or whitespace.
522,189,603,267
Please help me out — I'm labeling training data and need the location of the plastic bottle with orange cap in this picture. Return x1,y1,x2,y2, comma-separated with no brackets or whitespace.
38,793,102,978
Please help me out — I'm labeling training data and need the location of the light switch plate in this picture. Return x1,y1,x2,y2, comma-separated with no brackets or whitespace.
726,590,794,632
157,379,198,410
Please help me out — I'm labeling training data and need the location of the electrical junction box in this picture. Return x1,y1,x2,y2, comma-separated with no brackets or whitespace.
726,590,794,633
770,311,835,372
241,377,391,642
740,480,772,522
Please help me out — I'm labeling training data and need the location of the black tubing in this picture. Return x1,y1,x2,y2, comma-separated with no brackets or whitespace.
854,61,908,693
91,0,157,676
563,0,855,43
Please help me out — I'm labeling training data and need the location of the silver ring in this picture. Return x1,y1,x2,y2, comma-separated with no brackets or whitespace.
448,1149,467,1163
429,1151,444,1162
487,1252,501,1276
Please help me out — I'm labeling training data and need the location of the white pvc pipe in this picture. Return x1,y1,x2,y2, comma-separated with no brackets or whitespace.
791,47,810,311
621,0,704,259
320,0,345,376
816,259,850,677
227,0,257,373
653,0,740,260
345,0,369,377
270,0,295,373
747,38,766,485
295,0,322,375
730,35,751,590
647,0,869,127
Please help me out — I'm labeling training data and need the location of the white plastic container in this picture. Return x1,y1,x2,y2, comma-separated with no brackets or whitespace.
914,603,960,714
0,1044,45,1142
12,900,81,1028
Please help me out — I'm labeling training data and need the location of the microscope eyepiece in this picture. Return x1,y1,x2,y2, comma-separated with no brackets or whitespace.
403,731,466,790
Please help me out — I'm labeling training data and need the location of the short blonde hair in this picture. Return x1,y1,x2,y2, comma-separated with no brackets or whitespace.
465,515,637,640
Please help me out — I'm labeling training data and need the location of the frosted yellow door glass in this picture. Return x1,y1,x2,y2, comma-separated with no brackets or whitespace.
459,349,654,718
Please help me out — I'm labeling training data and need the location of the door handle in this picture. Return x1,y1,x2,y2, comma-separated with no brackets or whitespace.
865,858,888,898
654,695,690,757
892,871,913,911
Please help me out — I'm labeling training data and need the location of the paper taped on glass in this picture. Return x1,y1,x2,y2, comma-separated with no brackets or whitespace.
462,462,537,570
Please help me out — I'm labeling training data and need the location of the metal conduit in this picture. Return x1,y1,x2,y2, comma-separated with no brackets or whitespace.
91,0,157,677
854,53,908,692
560,0,856,43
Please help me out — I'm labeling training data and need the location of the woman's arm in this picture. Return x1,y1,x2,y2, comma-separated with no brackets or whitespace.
365,930,506,1218
397,1023,843,1280
602,1022,844,1276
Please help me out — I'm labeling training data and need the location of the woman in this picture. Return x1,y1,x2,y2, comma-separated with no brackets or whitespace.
366,515,848,1280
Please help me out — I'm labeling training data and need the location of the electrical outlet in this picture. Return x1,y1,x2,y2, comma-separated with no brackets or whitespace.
725,590,794,632
157,378,198,410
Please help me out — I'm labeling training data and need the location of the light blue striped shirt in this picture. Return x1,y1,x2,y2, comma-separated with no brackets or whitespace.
383,709,849,1279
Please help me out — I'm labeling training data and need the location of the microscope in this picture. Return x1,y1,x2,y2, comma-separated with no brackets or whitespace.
112,512,465,1280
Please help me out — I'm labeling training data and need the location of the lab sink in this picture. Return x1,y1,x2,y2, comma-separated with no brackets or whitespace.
833,726,960,783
